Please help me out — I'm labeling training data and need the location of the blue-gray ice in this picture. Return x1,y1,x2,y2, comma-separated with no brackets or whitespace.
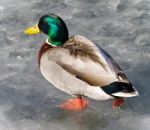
0,0,150,130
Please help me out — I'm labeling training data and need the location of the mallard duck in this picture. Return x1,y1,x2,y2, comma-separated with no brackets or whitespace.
24,14,138,111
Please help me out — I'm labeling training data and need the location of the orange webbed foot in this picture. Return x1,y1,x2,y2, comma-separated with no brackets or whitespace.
58,97,89,111
112,98,124,110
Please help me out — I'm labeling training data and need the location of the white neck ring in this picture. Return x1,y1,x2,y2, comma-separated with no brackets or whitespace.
45,39,57,47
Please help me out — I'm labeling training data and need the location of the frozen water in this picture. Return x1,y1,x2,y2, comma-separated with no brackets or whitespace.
0,0,150,130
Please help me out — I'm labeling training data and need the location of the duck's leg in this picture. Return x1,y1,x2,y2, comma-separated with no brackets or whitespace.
112,98,124,109
58,96,89,111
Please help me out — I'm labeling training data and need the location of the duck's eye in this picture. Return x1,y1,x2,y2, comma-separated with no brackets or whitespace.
39,22,49,34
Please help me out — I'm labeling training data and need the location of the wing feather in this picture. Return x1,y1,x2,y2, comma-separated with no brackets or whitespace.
96,45,129,82
47,36,119,87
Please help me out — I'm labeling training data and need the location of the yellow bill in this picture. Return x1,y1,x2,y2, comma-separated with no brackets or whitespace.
24,24,40,35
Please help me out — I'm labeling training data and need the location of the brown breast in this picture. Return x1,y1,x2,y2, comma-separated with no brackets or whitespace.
38,43,53,66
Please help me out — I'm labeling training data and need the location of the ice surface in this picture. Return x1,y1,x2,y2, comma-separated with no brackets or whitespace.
0,0,150,130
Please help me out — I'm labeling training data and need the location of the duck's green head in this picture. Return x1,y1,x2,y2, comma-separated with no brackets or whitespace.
24,14,69,46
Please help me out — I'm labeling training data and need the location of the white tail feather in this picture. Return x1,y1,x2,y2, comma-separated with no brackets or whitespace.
112,90,138,97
